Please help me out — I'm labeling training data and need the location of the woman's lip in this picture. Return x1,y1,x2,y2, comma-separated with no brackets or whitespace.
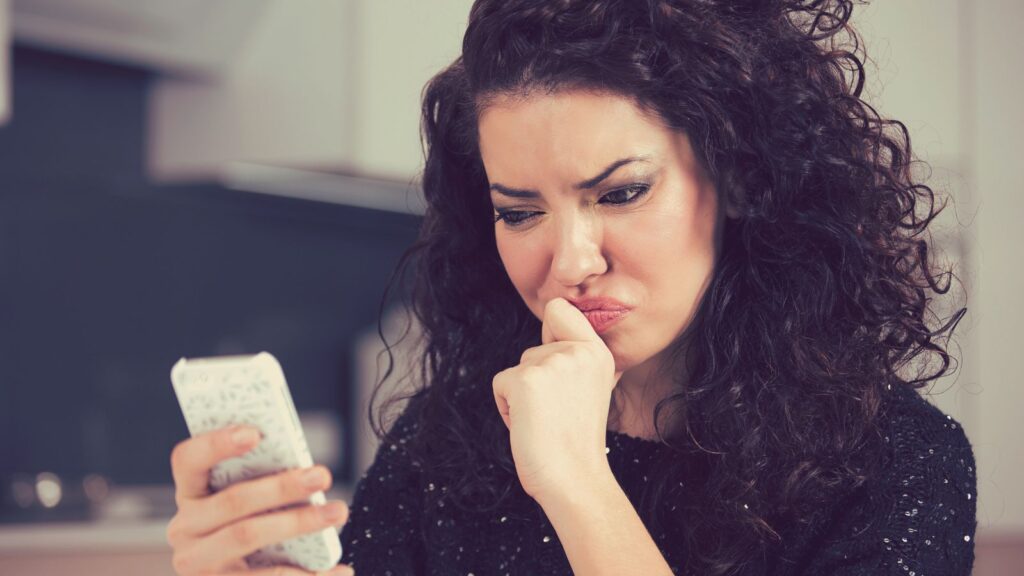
567,296,632,312
582,309,630,334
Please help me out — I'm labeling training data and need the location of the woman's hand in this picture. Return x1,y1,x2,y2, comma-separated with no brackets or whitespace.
492,297,622,503
166,425,354,576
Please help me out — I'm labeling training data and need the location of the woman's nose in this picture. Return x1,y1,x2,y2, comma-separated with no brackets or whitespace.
550,212,607,286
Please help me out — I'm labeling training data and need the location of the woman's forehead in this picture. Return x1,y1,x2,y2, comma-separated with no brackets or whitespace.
476,98,706,196
477,91,671,168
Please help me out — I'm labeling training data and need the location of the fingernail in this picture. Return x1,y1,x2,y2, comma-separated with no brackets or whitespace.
329,566,354,576
303,467,328,489
232,426,260,446
320,501,347,522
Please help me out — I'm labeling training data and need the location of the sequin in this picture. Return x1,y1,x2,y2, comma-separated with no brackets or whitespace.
338,380,976,575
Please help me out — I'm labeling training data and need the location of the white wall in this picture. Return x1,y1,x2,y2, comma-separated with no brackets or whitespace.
10,0,267,76
858,0,1024,533
346,0,472,180
148,0,355,180
148,0,473,183
971,0,1024,534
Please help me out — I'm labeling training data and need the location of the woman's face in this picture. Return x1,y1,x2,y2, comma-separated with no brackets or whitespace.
478,90,733,374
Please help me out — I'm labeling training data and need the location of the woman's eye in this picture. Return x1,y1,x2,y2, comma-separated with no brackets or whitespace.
599,184,650,205
493,184,650,228
493,210,538,227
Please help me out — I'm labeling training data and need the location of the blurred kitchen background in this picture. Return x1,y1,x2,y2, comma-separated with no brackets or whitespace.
0,1,1020,574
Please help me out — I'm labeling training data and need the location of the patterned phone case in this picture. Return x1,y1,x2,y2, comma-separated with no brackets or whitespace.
170,351,343,572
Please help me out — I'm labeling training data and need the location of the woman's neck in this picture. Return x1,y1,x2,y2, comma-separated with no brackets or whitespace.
607,352,682,440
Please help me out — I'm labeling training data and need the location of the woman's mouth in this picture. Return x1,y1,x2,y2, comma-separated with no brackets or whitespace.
564,296,633,334
582,309,630,334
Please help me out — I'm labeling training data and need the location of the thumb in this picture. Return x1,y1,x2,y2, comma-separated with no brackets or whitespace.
542,298,624,386
541,297,602,346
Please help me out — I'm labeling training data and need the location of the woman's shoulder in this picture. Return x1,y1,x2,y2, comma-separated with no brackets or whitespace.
883,383,975,477
876,383,977,527
792,383,977,575
875,384,977,530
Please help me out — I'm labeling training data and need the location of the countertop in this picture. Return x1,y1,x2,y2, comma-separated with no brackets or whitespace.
0,483,355,552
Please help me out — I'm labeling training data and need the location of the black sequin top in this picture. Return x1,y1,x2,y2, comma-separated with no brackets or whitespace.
339,383,976,575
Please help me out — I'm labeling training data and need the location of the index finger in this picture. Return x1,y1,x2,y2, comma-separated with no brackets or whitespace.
170,425,261,502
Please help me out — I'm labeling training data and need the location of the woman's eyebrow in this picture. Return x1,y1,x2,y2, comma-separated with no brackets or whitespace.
489,155,653,199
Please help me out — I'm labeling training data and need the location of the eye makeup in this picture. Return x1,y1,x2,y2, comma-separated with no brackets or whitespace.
493,181,653,228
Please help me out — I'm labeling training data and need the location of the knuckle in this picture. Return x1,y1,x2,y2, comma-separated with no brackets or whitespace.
219,485,247,517
165,516,184,547
229,519,258,547
520,347,536,364
278,507,307,537
520,367,545,390
170,550,193,575
169,441,189,472
522,364,544,381
492,369,508,386
549,349,573,365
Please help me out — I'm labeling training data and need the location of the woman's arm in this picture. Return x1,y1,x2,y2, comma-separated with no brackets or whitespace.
536,464,674,576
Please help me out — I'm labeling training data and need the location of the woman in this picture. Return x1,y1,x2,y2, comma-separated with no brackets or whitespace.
167,0,975,575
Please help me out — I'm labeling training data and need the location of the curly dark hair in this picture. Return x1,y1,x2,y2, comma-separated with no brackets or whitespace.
367,0,967,573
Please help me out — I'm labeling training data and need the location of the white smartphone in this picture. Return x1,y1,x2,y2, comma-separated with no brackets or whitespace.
170,351,343,572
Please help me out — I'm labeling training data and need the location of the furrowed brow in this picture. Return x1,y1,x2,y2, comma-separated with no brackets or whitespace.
489,155,652,199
